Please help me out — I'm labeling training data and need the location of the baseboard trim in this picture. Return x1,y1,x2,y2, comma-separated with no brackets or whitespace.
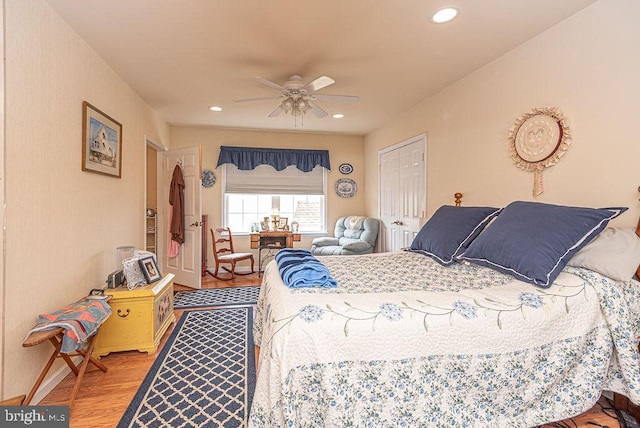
29,356,82,404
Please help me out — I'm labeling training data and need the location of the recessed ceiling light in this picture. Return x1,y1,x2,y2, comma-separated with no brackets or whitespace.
430,7,458,24
209,106,223,112
332,113,345,119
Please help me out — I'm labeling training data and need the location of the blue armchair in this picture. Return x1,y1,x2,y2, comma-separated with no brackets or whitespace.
311,216,379,256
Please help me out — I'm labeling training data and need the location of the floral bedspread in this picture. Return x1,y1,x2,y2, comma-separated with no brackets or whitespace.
250,251,640,427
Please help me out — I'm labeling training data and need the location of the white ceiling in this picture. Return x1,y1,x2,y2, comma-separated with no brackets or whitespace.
45,0,597,135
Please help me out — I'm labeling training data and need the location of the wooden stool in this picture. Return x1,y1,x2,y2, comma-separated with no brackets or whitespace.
22,327,108,406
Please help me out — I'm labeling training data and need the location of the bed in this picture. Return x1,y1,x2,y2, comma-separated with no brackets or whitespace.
249,200,640,427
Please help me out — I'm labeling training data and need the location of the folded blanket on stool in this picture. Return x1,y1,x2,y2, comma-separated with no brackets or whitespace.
275,249,338,289
25,299,112,353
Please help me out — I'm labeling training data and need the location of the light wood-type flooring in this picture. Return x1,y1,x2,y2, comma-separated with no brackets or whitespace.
37,272,627,427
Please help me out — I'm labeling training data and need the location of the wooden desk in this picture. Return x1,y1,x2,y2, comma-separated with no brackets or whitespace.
250,231,301,249
201,214,208,276
250,231,301,275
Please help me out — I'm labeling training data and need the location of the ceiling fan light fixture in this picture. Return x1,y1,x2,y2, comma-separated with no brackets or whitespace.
281,98,293,112
209,106,223,112
430,6,458,24
292,104,307,117
281,97,311,116
236,75,359,125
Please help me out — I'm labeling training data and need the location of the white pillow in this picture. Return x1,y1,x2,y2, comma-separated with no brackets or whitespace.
567,227,640,282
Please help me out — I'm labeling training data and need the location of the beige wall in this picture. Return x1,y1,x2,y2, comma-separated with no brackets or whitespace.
365,0,640,228
0,0,5,399
170,127,364,266
2,0,169,399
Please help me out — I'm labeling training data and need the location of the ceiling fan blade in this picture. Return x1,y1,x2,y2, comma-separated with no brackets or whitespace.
313,94,359,103
303,75,335,92
268,106,283,117
253,76,284,91
309,101,328,118
233,96,281,103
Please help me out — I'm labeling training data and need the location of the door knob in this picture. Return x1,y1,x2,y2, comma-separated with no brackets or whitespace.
391,220,405,226
189,221,201,227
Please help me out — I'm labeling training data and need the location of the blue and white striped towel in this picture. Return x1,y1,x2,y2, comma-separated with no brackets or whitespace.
275,249,338,289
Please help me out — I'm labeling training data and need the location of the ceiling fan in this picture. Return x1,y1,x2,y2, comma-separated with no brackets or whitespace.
233,75,358,119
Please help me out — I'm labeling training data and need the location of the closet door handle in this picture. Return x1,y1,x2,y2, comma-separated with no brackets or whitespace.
189,221,202,227
391,220,405,226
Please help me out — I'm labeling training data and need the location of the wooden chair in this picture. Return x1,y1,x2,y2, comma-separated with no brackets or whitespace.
208,227,255,280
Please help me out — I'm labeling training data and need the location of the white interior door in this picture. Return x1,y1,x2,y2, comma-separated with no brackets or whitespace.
158,146,202,289
380,148,400,251
379,135,426,252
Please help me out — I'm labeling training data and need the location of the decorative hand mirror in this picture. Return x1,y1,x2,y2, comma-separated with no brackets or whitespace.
508,107,572,197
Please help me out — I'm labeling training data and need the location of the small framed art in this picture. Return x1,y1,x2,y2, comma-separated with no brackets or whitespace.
278,217,288,229
82,101,122,178
138,256,162,283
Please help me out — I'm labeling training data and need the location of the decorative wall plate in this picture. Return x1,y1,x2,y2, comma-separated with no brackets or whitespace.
338,163,353,175
508,107,571,197
202,169,216,188
335,178,357,198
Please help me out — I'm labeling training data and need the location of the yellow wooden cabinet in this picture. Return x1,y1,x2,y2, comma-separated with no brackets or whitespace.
93,273,175,358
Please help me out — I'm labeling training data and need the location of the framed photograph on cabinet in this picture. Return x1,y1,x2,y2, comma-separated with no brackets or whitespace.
82,101,122,178
278,217,288,229
138,256,162,283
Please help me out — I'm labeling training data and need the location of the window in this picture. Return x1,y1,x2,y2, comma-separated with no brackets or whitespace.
223,164,326,233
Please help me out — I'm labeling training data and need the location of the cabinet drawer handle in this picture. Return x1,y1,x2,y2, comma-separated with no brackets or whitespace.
117,308,130,318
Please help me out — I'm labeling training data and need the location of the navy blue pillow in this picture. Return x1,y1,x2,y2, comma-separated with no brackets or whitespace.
409,205,501,265
457,201,627,287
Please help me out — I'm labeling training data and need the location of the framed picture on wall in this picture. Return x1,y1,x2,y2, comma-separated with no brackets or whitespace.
82,101,123,178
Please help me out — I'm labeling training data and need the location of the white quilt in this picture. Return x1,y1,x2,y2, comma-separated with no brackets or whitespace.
250,251,640,427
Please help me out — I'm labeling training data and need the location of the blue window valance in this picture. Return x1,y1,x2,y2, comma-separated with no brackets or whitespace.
216,146,331,172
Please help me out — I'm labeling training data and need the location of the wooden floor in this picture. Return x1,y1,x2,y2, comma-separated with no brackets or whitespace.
37,272,626,428
38,272,261,428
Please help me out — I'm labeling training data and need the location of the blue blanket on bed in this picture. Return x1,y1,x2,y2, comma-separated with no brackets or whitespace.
275,249,338,289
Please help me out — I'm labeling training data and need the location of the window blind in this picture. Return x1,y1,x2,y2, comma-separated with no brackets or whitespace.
224,164,325,195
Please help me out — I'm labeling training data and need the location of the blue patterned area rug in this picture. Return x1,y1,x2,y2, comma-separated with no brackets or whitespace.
117,307,255,428
174,286,260,309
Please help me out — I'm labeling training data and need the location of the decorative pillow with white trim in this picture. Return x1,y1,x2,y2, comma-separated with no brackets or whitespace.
409,205,501,266
458,201,627,288
567,227,640,282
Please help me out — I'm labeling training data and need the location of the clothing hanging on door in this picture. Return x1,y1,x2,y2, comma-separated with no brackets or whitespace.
168,163,185,257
